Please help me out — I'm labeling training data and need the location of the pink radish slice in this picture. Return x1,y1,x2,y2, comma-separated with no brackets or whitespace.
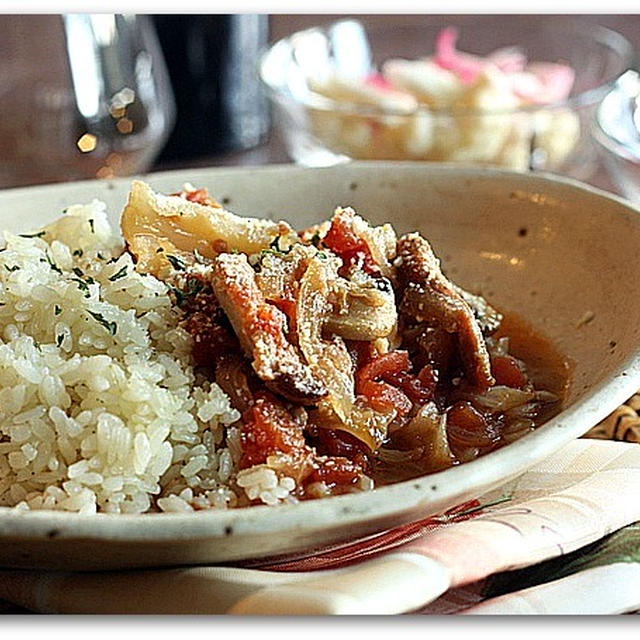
433,26,486,84
364,72,396,91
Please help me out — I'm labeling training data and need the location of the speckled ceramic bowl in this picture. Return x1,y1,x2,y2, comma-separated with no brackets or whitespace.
1,162,640,571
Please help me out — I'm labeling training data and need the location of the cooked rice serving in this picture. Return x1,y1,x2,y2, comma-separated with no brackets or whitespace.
0,200,286,514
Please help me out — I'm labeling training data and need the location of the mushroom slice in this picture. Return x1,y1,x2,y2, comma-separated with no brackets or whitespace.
396,232,494,390
210,252,326,405
121,180,298,278
326,271,397,341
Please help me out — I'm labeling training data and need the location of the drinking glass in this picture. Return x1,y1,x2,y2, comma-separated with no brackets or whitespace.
0,14,175,188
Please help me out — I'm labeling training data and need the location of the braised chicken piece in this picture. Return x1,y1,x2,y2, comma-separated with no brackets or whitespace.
210,252,327,405
453,284,503,336
395,232,495,391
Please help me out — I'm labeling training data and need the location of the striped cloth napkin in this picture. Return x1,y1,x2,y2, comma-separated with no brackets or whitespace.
1,417,640,614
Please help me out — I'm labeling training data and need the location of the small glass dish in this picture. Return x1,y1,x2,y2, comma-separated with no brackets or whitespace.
593,69,640,203
260,16,635,180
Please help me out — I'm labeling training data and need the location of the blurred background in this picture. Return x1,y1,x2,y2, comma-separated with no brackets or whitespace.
1,14,640,201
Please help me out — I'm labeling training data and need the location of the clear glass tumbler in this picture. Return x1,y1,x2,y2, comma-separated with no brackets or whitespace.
0,14,175,189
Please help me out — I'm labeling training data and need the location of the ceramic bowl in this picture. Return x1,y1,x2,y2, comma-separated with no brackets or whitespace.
1,162,640,571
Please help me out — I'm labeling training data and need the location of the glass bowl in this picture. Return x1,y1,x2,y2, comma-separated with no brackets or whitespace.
593,69,640,203
259,16,635,179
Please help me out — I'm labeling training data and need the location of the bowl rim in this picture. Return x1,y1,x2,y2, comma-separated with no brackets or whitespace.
259,17,637,118
1,162,640,552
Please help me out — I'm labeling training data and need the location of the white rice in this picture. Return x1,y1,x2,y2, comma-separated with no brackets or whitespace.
0,200,295,513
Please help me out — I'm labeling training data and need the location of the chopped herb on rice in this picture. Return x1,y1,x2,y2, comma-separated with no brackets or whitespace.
108,265,128,281
87,310,117,336
165,254,186,271
0,201,245,514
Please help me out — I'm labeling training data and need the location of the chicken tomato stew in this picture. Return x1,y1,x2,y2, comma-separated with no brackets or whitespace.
122,181,569,498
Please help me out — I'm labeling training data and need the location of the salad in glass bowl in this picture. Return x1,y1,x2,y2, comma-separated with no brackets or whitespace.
260,17,634,177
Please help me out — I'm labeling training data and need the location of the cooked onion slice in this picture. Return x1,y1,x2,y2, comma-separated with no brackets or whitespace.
298,254,394,450
389,401,455,472
469,385,536,413
121,180,298,278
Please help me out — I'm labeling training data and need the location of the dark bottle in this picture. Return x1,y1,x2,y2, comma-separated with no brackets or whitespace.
152,14,270,162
